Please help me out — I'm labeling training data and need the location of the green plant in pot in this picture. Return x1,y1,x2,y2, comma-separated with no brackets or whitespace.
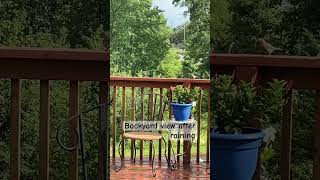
210,75,286,180
170,84,200,121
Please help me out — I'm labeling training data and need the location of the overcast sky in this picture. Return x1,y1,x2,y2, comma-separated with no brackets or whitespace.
152,0,189,28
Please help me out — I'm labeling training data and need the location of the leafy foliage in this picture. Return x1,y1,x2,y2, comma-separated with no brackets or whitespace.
157,47,183,77
173,0,210,79
210,0,231,52
111,0,171,76
211,75,286,134
228,0,283,54
171,85,200,104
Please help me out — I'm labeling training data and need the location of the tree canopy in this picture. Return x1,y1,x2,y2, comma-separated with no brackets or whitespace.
111,0,171,76
173,0,210,79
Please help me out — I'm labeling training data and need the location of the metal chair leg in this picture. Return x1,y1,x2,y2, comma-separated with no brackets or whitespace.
114,139,123,172
162,137,176,170
78,116,88,180
133,139,136,164
162,137,170,166
150,140,156,177
170,140,177,170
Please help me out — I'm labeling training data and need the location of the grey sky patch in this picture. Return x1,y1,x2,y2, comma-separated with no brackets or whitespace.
152,0,189,28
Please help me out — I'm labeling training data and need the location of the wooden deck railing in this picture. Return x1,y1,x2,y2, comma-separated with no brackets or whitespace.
0,48,109,180
110,76,211,165
210,53,320,180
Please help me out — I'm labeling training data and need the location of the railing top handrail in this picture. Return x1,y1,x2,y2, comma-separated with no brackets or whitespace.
210,53,320,69
0,47,108,61
110,76,210,90
0,48,108,81
111,76,210,83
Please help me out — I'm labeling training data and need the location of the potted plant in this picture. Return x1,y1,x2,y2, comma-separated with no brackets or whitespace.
210,75,286,180
170,83,200,121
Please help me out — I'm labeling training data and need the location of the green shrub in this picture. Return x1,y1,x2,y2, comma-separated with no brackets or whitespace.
210,75,286,134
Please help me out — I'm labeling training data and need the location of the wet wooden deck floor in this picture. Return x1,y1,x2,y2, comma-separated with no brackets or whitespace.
110,158,210,180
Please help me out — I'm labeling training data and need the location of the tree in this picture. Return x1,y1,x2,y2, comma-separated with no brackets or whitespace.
157,47,183,77
0,0,108,48
210,0,231,51
228,0,283,54
171,23,188,49
173,0,210,79
111,0,171,76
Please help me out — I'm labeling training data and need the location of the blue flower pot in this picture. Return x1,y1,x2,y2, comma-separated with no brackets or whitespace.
171,103,192,121
210,128,265,180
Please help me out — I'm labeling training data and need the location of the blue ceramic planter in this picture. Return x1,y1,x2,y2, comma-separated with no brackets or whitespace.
171,103,192,121
210,128,264,180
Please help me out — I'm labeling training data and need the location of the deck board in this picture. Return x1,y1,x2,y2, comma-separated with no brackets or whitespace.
110,158,210,179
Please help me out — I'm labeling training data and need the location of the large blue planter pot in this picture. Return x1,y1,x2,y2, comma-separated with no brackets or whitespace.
171,103,192,121
210,128,264,180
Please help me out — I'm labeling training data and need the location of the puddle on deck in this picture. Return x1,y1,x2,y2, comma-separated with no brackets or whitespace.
110,158,210,180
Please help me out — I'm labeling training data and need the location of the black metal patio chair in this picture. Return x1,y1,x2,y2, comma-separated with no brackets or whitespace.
114,93,176,177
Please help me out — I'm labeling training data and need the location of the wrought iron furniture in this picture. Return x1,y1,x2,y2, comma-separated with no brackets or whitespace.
114,93,176,177
56,100,113,180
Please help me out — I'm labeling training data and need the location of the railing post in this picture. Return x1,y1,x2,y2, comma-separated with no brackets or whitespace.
10,79,21,180
313,91,320,180
207,89,210,164
40,80,50,180
140,87,144,162
168,89,173,163
121,87,126,160
131,87,136,160
280,89,293,180
112,86,117,160
158,88,163,161
149,88,154,161
68,80,79,180
98,81,108,180
196,90,202,163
